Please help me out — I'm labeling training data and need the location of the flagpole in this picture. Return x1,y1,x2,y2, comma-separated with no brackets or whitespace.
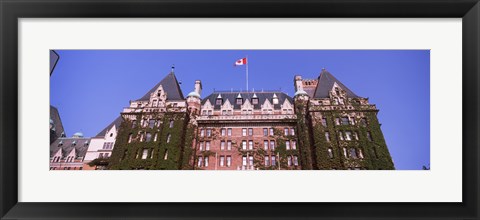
246,56,249,91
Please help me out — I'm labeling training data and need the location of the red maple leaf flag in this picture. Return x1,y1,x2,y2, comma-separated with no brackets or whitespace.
234,58,247,66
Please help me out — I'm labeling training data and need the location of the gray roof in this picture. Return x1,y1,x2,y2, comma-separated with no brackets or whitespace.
313,69,362,98
136,72,185,101
50,105,65,138
50,137,91,160
202,91,293,110
95,116,123,137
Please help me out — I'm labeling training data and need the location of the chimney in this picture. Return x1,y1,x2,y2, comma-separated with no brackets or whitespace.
194,80,202,96
294,75,304,92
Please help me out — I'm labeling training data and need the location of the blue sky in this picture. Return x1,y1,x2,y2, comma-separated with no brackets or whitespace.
50,50,430,170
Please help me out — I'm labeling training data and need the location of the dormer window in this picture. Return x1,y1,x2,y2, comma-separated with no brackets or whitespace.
335,87,340,96
236,98,243,105
216,98,222,105
252,98,258,105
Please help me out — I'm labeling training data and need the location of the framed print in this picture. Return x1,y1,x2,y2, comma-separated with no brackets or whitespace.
1,0,479,219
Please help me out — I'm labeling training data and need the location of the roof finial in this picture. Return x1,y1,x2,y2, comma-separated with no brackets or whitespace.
171,64,175,73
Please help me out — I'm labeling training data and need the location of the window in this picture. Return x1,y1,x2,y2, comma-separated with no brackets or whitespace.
220,156,225,167
248,128,253,136
287,156,292,166
198,157,203,167
358,148,364,159
169,120,174,128
103,142,114,149
200,129,205,137
221,141,225,150
252,98,259,104
335,118,340,125
345,131,352,141
222,110,226,115
249,156,254,166
206,141,210,151
151,149,155,159
154,133,158,142
341,117,349,125
242,141,247,150
291,128,295,136
294,156,299,166
269,128,274,136
350,117,355,125
338,131,344,141
146,133,152,142
132,120,137,128
204,157,209,167
99,153,104,158
142,149,148,159
148,119,155,128
226,156,232,167
263,128,268,136
284,128,289,136
270,141,275,150
242,128,247,136
360,118,368,127
164,149,168,160
227,141,232,150
349,148,358,159
110,133,113,137
325,132,330,142
236,98,243,105
321,118,327,127
353,132,359,140
271,156,276,166
166,134,171,143
264,140,269,150
208,110,213,115
242,156,247,166
292,140,297,149
367,132,373,141
199,142,204,151
139,133,144,142
265,156,270,166
221,128,226,136
328,148,334,158
286,141,290,150
248,140,253,150
206,129,212,137
227,128,232,136
343,148,348,158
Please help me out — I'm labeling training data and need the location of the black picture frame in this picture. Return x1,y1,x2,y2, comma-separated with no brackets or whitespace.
1,0,478,219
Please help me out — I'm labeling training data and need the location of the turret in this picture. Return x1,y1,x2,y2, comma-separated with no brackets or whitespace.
187,80,202,116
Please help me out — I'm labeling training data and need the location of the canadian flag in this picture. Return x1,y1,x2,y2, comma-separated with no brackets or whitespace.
234,58,247,66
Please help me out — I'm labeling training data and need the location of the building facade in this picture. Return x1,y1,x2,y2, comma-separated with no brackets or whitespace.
99,68,395,170
82,116,123,170
50,132,90,170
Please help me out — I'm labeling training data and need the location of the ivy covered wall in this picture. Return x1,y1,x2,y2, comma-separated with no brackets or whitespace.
108,112,190,170
309,110,395,170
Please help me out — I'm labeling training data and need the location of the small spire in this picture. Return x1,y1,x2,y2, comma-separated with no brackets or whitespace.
217,93,222,99
171,64,175,73
273,93,278,98
237,93,242,98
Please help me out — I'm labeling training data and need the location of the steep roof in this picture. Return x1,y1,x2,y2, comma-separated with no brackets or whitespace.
50,137,91,159
50,105,65,138
136,72,185,101
202,91,292,110
313,69,362,98
95,116,123,137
